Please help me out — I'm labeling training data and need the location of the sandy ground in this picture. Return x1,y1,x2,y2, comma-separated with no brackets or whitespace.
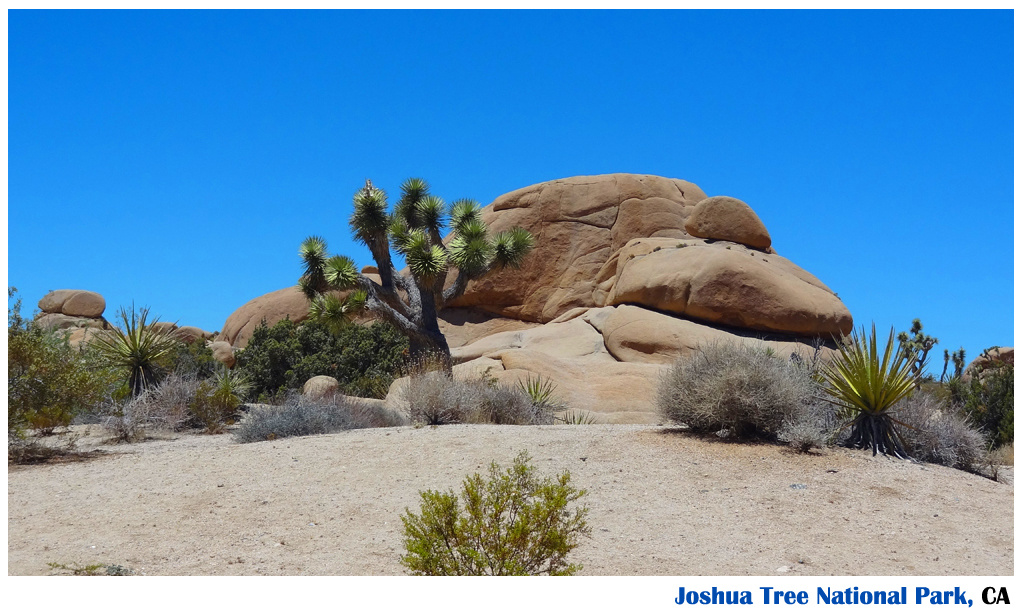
7,424,1013,576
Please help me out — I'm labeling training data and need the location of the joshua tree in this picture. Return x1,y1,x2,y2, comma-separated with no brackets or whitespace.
298,178,534,370
897,318,937,379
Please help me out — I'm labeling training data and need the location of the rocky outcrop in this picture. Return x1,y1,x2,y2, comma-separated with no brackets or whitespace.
34,290,110,348
604,238,852,336
210,341,236,369
964,346,1014,381
444,174,850,338
38,289,106,318
446,173,709,322
217,287,311,348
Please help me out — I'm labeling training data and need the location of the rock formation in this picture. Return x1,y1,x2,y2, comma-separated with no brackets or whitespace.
222,173,853,423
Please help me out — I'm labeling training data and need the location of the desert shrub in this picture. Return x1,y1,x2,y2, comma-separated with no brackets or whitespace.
400,451,590,575
892,393,986,471
406,371,484,425
235,317,408,401
235,392,361,443
777,398,841,452
405,371,553,426
518,374,568,416
8,289,118,441
168,339,219,379
657,342,814,438
946,365,1013,448
189,380,241,434
101,393,157,443
140,373,201,431
556,409,598,425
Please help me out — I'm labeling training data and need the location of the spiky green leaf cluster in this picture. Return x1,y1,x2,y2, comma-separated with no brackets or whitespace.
818,325,918,457
92,305,182,397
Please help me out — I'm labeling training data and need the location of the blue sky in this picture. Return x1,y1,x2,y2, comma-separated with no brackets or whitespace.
6,10,1014,374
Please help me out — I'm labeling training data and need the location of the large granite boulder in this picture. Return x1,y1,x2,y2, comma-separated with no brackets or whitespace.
38,289,106,318
446,173,709,322
217,287,312,348
444,173,850,338
605,238,852,336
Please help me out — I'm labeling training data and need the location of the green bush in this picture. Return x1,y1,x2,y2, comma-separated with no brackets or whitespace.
91,305,181,396
946,365,1013,448
657,342,814,438
8,289,117,441
168,339,219,379
234,317,408,401
400,451,590,575
189,380,241,434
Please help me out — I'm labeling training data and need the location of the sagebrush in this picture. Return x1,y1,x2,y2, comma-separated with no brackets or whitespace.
657,342,814,438
233,392,406,443
404,371,553,426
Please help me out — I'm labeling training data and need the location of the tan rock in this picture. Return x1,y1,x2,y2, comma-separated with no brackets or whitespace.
66,327,106,349
151,321,178,335
172,326,208,344
685,196,771,250
446,173,708,322
451,317,608,364
485,349,663,424
61,291,106,318
217,287,312,347
607,241,852,337
438,308,538,349
38,290,78,314
34,312,99,331
596,305,833,365
302,375,340,399
209,341,236,369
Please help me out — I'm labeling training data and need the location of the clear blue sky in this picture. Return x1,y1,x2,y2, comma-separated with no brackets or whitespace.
7,10,1014,373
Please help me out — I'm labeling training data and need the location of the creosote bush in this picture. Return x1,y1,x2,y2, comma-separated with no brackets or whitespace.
401,451,590,575
233,392,407,443
657,342,813,438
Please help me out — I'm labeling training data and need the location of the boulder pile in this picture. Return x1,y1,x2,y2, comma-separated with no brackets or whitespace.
34,289,216,350
220,173,855,423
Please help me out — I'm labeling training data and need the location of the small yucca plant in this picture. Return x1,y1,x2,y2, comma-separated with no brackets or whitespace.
818,324,918,458
92,305,181,396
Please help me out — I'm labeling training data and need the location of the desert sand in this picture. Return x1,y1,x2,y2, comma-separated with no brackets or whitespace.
7,424,1013,576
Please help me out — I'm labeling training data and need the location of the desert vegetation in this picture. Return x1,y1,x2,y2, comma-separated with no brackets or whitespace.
655,322,1010,478
233,317,408,401
296,178,534,369
401,451,590,575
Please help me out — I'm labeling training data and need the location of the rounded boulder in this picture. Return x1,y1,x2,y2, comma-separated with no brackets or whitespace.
684,196,772,250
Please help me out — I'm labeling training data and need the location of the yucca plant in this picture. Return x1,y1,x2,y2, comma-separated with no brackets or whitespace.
92,305,181,396
818,324,918,458
298,178,534,371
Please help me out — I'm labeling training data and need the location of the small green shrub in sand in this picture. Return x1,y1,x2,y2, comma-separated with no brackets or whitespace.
401,451,590,575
